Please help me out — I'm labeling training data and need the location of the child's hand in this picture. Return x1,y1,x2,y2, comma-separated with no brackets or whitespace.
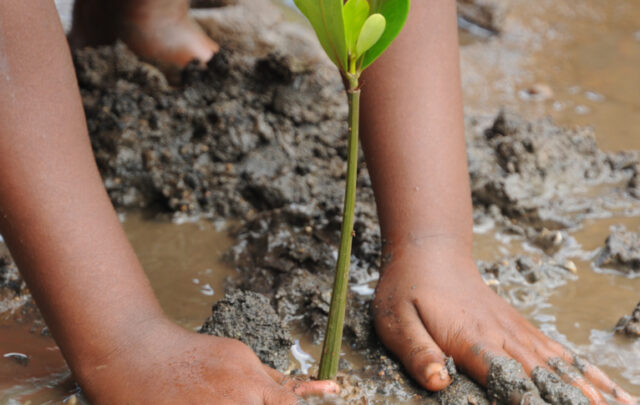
372,240,636,404
75,319,338,404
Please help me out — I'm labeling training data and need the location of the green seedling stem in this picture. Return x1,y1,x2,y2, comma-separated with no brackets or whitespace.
318,73,360,380
293,0,409,381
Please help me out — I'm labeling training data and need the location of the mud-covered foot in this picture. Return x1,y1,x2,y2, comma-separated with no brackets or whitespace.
68,0,218,68
373,239,638,404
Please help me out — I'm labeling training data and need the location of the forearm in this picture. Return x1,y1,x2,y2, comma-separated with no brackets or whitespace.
0,0,164,377
360,0,472,256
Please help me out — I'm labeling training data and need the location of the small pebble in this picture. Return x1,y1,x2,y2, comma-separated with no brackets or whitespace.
552,231,563,246
563,260,578,274
519,83,554,101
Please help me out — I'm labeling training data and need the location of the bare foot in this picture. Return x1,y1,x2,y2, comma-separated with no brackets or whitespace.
68,0,218,68
373,238,637,404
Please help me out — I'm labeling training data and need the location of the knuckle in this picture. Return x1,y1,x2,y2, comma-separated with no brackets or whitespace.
264,387,299,405
406,344,442,371
442,322,466,351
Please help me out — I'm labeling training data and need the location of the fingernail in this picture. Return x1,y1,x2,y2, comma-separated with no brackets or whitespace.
315,381,340,394
327,382,340,394
425,362,449,384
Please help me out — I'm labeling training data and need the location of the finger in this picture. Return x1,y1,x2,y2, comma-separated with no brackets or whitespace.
533,339,604,403
262,365,340,397
543,355,608,405
374,300,452,391
547,343,637,405
473,347,545,405
504,341,591,405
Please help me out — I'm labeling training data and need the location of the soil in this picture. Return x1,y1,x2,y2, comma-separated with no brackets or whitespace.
467,110,637,232
531,367,588,405
486,357,545,404
615,302,640,338
595,227,640,274
2,0,640,403
199,289,293,370
457,0,506,34
0,256,27,314
0,255,41,327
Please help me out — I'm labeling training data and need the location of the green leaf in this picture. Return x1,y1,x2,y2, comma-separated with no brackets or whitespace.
342,0,370,54
355,14,386,59
361,0,410,69
293,0,349,72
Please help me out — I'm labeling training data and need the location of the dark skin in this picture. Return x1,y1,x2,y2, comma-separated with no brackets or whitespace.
0,0,635,403
0,1,335,404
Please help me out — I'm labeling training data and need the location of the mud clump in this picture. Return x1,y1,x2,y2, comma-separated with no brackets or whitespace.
226,204,379,344
595,227,640,274
467,110,637,232
434,374,489,405
74,41,347,218
478,256,577,308
199,289,293,371
628,164,640,199
457,0,507,34
531,367,588,405
0,253,45,331
0,255,26,300
615,302,640,338
487,357,546,404
0,255,34,320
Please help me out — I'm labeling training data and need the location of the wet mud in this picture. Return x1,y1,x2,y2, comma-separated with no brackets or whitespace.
486,357,546,404
531,367,588,405
0,256,27,316
457,0,506,34
199,289,293,370
615,302,640,338
468,110,637,233
596,227,640,275
0,255,42,328
2,0,640,402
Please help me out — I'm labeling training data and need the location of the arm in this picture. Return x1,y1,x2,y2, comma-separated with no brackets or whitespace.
360,1,634,403
0,2,335,403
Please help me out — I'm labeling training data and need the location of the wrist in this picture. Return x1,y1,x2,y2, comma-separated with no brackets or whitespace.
381,229,473,259
67,308,172,385
378,229,478,280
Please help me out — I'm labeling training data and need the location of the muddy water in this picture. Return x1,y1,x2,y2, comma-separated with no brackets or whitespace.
0,213,234,403
120,213,232,330
2,212,638,402
544,216,640,393
3,0,640,403
460,0,640,152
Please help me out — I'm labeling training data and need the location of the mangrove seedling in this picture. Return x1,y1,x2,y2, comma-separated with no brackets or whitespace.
293,0,410,380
